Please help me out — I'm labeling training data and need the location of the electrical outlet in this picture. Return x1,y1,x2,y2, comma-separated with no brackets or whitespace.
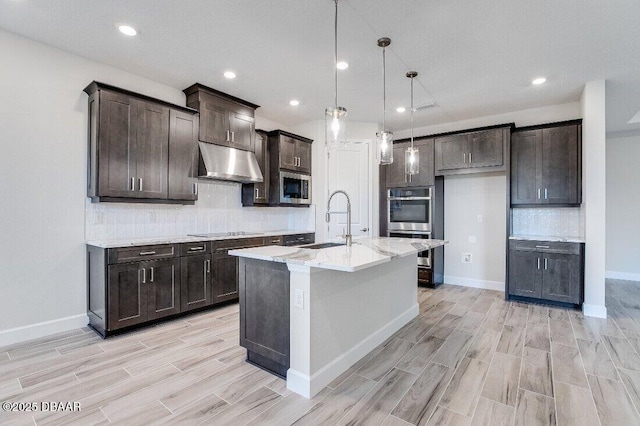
476,215,483,223
468,235,476,243
462,253,472,263
294,289,304,309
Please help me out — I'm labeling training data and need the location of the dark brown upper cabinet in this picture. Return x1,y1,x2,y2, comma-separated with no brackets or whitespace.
434,127,509,175
511,121,581,206
84,82,199,204
183,83,259,152
268,130,313,174
242,130,270,206
384,138,435,188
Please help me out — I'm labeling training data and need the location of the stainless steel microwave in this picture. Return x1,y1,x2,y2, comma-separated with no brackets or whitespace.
280,171,311,205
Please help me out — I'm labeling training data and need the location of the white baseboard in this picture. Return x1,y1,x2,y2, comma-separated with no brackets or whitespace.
444,276,505,292
287,303,419,399
606,271,640,282
0,314,89,347
583,304,607,319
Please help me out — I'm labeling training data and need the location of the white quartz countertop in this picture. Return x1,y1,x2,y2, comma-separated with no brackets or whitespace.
86,230,315,248
229,237,448,272
509,235,585,243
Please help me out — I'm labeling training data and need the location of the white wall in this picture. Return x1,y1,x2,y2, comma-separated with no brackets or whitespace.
443,173,507,291
0,29,310,345
581,80,607,318
606,133,640,281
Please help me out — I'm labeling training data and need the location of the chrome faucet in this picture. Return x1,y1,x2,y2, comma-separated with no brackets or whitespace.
326,190,352,246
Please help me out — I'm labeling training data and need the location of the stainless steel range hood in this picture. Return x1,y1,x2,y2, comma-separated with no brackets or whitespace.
198,142,263,183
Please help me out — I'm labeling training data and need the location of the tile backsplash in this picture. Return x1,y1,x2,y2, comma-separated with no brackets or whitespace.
511,207,584,237
85,180,316,241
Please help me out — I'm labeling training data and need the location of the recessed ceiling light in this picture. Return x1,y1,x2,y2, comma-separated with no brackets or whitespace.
396,107,406,113
336,61,349,70
118,25,137,36
224,71,236,79
289,99,300,106
532,77,547,85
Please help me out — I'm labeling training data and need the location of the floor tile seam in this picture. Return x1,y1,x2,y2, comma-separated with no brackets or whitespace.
420,357,461,425
615,366,640,420
329,371,383,426
573,311,604,426
436,403,473,420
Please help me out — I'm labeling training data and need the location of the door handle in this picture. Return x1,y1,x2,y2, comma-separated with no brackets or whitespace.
463,153,466,163
538,188,541,199
544,258,548,270
193,182,198,195
130,177,135,191
544,188,548,199
537,258,540,270
469,152,472,163
138,178,143,192
255,188,259,199
141,268,146,283
361,227,369,232
205,259,210,273
231,131,235,142
149,267,154,282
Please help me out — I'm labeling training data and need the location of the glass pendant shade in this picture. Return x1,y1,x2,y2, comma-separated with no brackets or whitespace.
376,131,394,164
405,146,419,175
325,106,347,147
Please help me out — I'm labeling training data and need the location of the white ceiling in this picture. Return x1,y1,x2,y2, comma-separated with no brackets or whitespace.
1,0,640,133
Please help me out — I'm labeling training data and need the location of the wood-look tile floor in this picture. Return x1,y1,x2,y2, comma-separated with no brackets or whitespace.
3,280,640,425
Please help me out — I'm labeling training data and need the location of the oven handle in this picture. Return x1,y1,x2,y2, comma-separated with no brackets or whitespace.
389,230,431,236
388,196,431,201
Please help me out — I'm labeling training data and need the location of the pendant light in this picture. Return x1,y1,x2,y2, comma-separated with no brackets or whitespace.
405,71,419,175
325,0,347,148
376,37,393,165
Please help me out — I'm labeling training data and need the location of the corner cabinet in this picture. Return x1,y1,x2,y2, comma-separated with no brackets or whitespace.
434,126,510,176
507,239,584,306
183,83,259,152
384,138,435,188
84,82,199,204
511,121,582,206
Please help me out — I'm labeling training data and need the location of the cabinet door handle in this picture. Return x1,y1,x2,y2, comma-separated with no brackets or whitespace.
271,239,280,244
138,178,143,192
226,130,230,142
139,251,156,256
205,259,210,273
544,258,548,270
255,188,259,199
141,268,146,283
538,188,541,199
544,188,548,199
193,182,198,195
231,131,235,142
130,177,135,191
463,153,466,163
469,152,472,163
149,267,154,282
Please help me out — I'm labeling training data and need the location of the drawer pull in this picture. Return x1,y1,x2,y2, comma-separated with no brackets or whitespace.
139,251,156,256
535,245,550,249
271,239,280,244
188,246,205,251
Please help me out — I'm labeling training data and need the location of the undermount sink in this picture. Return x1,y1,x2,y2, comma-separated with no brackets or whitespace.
303,242,346,249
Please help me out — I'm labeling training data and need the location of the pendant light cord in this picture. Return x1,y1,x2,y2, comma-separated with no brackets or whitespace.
410,75,414,149
334,0,338,109
382,45,386,131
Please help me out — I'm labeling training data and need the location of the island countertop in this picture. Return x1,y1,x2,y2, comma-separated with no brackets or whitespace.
229,237,448,272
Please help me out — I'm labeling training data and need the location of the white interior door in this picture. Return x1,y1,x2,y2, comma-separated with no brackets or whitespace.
327,142,371,240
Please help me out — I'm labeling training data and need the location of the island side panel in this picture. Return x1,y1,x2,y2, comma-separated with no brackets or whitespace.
287,254,419,398
239,258,291,377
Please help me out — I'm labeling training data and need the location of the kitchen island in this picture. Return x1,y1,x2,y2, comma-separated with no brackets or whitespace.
229,237,447,398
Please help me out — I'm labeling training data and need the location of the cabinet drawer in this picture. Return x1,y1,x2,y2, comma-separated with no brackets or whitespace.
509,239,582,255
213,237,266,253
265,235,284,246
108,244,178,264
181,241,210,256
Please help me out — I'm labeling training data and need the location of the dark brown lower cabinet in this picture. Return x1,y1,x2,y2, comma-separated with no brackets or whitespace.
146,258,181,320
507,240,584,306
239,258,290,377
180,254,212,312
213,251,239,304
107,262,149,330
